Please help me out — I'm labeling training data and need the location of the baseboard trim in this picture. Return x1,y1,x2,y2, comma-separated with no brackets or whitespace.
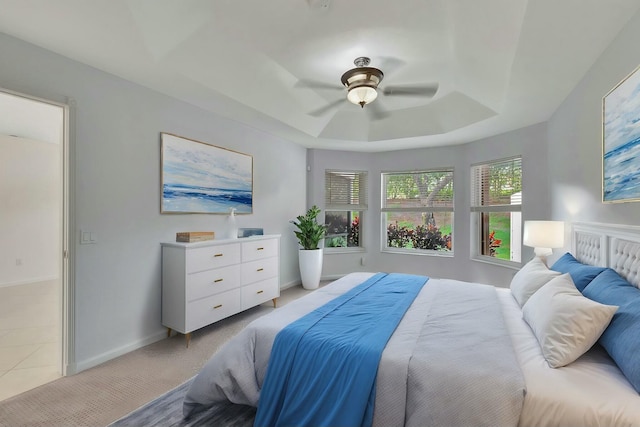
280,279,301,290
73,329,167,374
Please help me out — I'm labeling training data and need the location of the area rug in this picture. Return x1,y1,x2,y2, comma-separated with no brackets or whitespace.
108,377,256,427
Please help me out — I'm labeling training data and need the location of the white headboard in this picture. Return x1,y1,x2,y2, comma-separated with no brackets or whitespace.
572,222,640,288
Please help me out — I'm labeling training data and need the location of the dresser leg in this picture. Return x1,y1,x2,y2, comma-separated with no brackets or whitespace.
186,333,192,348
167,327,172,338
272,298,277,308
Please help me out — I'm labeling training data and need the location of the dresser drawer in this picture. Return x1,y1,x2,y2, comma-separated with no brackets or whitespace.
242,238,278,262
186,289,241,332
241,277,279,310
241,257,278,285
187,264,241,302
187,244,241,273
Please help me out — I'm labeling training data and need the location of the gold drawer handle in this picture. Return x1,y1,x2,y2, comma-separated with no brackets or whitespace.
256,290,264,294
257,247,264,251
213,304,222,309
257,268,264,272
214,279,223,283
213,253,223,257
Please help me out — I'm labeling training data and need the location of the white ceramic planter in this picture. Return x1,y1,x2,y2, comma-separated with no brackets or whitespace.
299,249,323,290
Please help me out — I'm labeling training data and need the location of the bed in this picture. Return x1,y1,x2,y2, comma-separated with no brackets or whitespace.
182,222,640,427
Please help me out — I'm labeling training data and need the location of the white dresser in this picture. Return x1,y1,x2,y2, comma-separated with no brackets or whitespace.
161,235,280,346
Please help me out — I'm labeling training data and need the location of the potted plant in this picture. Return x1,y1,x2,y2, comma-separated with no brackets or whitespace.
291,205,327,290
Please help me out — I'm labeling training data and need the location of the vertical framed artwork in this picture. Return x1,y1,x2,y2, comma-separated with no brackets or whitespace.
603,64,640,203
161,133,253,214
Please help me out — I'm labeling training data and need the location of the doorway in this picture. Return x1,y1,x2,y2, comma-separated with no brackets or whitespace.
0,90,69,401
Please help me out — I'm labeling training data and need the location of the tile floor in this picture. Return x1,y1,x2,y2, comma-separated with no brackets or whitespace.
0,279,61,401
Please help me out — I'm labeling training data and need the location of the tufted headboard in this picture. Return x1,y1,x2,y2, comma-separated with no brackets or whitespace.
572,222,640,289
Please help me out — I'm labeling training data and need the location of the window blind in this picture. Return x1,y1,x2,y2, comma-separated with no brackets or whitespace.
470,157,522,211
382,169,454,211
325,170,368,211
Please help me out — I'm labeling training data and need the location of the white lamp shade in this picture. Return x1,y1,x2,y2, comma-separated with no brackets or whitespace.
523,220,565,256
347,86,378,105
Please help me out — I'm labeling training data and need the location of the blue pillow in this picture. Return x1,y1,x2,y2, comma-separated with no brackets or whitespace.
550,252,606,291
583,268,640,392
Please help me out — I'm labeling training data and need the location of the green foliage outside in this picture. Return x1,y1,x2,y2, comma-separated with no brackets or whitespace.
484,161,522,204
324,212,359,248
387,222,451,251
325,236,347,248
384,171,454,202
489,213,511,260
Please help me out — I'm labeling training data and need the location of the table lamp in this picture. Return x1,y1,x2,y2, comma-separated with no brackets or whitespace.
523,220,565,262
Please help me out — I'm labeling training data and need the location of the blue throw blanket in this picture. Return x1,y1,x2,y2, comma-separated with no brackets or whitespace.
253,272,429,427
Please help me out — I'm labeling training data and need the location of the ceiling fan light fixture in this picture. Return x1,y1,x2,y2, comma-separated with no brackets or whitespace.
341,57,384,108
347,85,378,107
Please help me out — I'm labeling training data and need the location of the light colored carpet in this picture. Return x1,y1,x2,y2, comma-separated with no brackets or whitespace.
0,283,320,427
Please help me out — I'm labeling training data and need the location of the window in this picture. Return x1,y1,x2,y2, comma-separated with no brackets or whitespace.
324,170,367,250
470,156,522,264
381,169,454,254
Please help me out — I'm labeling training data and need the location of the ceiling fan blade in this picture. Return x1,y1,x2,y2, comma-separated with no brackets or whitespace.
308,98,345,117
296,79,343,91
376,56,406,76
382,83,439,97
366,100,390,121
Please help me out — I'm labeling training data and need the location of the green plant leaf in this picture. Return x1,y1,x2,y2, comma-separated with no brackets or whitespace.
291,205,327,250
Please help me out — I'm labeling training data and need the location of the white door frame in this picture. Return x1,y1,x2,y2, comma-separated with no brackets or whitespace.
0,87,74,376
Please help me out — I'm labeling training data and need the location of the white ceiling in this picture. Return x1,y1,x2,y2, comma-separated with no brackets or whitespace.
0,0,638,152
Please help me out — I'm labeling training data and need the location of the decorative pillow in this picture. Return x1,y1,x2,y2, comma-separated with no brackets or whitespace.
522,273,618,368
583,268,640,392
550,252,606,292
510,257,561,307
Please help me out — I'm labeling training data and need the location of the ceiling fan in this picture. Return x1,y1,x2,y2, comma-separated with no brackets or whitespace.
297,57,439,120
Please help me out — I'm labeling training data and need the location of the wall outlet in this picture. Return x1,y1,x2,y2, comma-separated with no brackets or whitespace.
360,256,366,266
16,258,22,266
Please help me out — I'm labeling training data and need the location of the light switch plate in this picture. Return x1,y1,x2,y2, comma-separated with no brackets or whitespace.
80,230,97,244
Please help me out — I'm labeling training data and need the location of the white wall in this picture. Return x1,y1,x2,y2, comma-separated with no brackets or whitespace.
0,32,307,372
548,8,640,245
309,122,549,287
0,135,61,286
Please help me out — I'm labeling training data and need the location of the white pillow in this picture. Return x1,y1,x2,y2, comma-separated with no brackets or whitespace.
522,273,618,368
510,257,561,307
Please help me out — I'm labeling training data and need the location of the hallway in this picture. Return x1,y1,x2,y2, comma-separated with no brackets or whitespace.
0,279,61,401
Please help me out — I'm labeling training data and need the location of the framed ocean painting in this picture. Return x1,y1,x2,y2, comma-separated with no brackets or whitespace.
603,65,640,203
161,133,253,214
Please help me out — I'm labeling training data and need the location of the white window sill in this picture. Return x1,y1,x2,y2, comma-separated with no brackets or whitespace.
471,255,522,270
382,248,454,257
325,247,366,255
